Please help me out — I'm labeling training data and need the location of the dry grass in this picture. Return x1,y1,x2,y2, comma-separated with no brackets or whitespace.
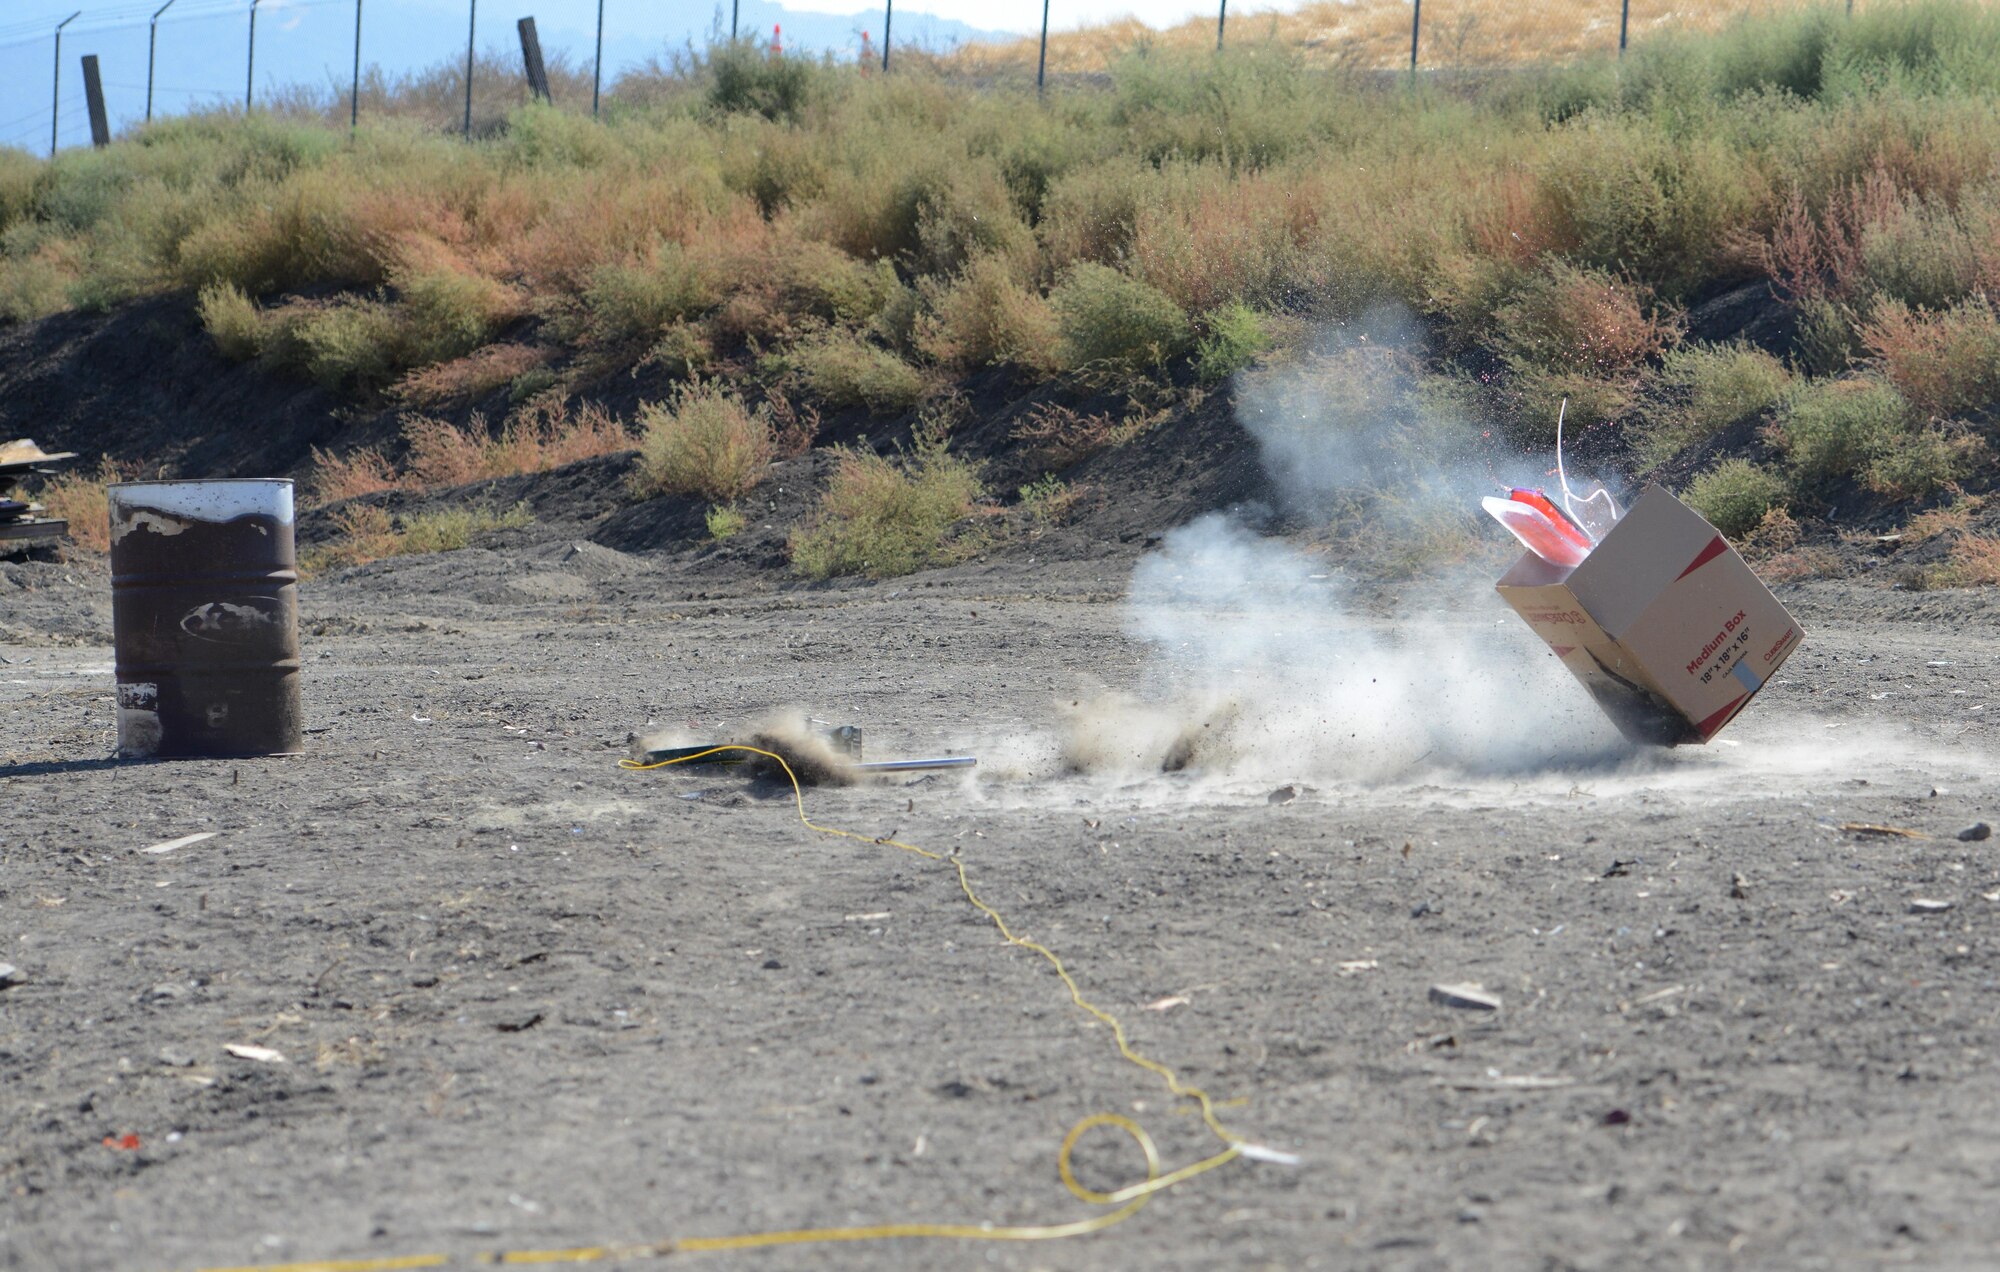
305,400,632,503
393,344,553,407
1905,494,1987,542
951,0,1816,75
36,465,120,554
308,446,400,505
1011,403,1154,470
304,502,533,573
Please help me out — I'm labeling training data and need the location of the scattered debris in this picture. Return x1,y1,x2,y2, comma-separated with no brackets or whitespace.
101,1133,141,1151
1620,985,1687,1013
223,1043,287,1064
496,1013,544,1033
1335,959,1379,975
1436,1074,1577,1091
1602,859,1639,878
1409,900,1439,919
1145,995,1189,1012
1236,1143,1304,1166
1428,983,1501,1012
1840,823,1925,839
1601,1109,1632,1126
1729,873,1751,900
1909,898,1955,914
1266,785,1299,806
139,831,219,855
1958,823,1992,843
0,963,21,990
843,911,891,923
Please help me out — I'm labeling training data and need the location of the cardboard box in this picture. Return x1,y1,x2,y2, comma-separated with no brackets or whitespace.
1496,486,1804,746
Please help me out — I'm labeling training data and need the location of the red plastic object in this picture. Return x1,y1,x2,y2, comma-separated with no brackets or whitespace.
1507,487,1595,550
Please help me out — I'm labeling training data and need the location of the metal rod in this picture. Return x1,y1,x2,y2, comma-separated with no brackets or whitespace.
1217,0,1226,50
148,0,176,124
52,11,79,158
351,0,362,129
1037,0,1049,93
246,0,260,111
1618,0,1630,54
463,0,476,139
881,0,891,71
730,0,737,42
591,0,604,116
1409,0,1420,74
855,757,977,773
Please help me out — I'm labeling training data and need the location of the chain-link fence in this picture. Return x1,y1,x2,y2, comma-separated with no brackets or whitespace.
0,0,1943,156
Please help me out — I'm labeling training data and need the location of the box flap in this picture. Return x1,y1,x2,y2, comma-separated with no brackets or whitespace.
1566,485,1723,640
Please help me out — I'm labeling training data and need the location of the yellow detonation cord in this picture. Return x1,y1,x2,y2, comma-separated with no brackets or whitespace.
198,746,1247,1272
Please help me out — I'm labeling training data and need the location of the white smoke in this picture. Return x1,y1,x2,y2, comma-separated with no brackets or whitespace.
1063,305,1633,783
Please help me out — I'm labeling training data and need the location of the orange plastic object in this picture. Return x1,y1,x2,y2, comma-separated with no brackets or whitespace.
1481,495,1592,569
1507,487,1595,550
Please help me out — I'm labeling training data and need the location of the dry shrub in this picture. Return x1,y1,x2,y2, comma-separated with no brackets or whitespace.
1128,168,1311,315
1860,297,2000,418
788,441,984,580
1757,546,1848,583
915,255,1060,373
37,465,117,554
1491,263,1678,374
1905,494,1986,543
1947,535,2000,586
393,343,550,407
198,283,267,361
1863,423,1986,500
1010,403,1148,470
1050,264,1190,369
307,502,532,573
309,445,399,504
402,401,631,489
1737,506,1802,560
785,331,928,414
632,382,776,501
763,389,821,460
1682,458,1788,539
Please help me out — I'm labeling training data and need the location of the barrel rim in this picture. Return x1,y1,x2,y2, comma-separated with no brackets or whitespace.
108,478,296,492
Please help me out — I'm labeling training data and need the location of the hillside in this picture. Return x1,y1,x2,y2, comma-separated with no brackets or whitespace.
2,1,2000,587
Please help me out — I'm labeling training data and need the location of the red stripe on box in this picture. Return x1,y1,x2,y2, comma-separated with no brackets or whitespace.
1551,645,1576,657
1676,535,1729,581
1695,692,1749,739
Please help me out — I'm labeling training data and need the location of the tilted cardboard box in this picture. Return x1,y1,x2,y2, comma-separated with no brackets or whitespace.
1496,486,1805,746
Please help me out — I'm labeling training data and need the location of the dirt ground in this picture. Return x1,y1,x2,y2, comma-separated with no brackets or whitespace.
3,541,1999,1272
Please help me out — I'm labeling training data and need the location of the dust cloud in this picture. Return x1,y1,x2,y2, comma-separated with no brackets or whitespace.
1062,307,1633,784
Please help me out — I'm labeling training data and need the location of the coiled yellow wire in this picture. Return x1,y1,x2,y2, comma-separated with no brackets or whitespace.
197,746,1246,1271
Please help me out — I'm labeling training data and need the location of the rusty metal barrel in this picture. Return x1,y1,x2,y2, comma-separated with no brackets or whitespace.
108,479,303,758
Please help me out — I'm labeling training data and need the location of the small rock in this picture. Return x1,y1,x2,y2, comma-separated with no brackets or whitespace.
1267,784,1299,806
1410,900,1439,919
1729,873,1750,900
0,963,20,990
1601,1108,1632,1126
1957,822,1992,842
158,1048,194,1068
1428,983,1501,1012
1909,898,1955,914
761,958,783,970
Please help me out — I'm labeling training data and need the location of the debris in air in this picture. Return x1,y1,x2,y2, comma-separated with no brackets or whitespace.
1428,983,1502,1012
1486,402,1805,747
0,439,78,553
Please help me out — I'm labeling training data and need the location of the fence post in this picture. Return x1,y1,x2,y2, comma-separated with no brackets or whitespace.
882,0,892,71
463,0,476,138
246,0,261,111
148,0,176,124
731,0,738,42
52,11,79,158
1218,0,1227,50
518,17,551,102
82,54,109,147
351,0,362,129
1409,0,1420,74
592,0,604,117
1618,0,1630,54
1037,0,1049,93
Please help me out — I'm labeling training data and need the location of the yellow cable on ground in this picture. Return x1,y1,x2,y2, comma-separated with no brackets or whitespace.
198,746,1248,1272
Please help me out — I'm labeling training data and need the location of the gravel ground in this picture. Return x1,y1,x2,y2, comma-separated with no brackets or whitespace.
3,545,1998,1272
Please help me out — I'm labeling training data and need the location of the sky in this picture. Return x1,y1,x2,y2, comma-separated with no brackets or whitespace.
0,0,1306,153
